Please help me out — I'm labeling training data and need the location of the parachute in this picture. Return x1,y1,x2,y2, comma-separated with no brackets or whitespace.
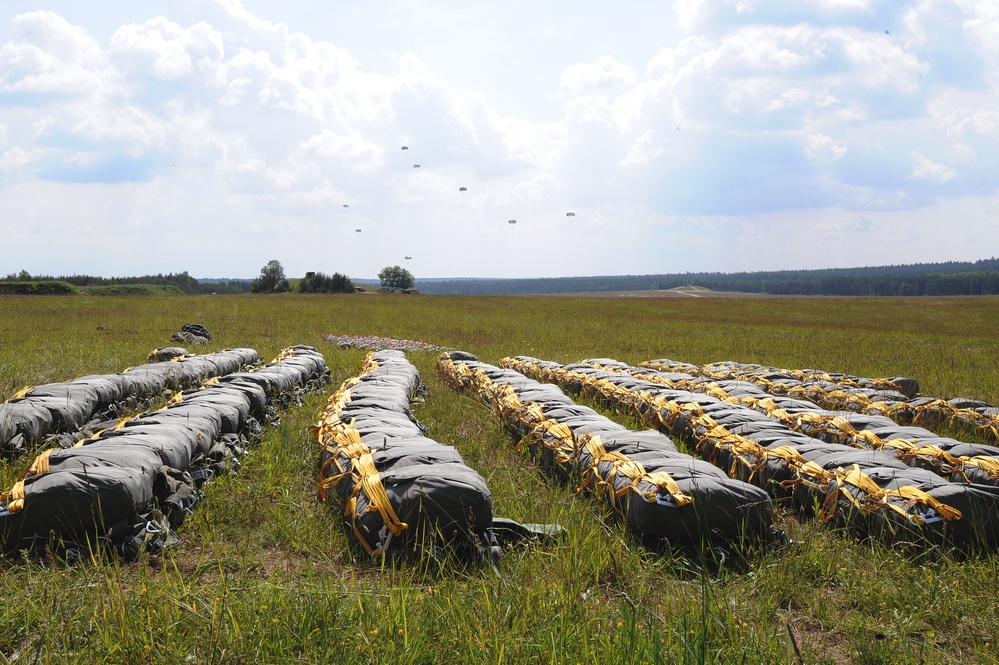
405,256,412,260
508,219,517,225
413,164,421,169
355,229,362,233
401,146,409,150
566,212,575,217
343,204,349,208
459,187,467,192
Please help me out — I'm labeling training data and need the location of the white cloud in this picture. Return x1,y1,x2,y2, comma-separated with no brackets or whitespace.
560,55,635,97
910,151,956,182
110,18,224,81
0,146,43,170
806,133,847,160
0,10,106,96
298,129,383,170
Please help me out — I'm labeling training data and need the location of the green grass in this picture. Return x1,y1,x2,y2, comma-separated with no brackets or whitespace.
1,294,998,663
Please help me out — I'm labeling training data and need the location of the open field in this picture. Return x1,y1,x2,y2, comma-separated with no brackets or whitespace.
1,294,998,664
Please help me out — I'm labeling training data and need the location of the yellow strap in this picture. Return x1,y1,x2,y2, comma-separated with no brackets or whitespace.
887,486,962,522
6,480,25,512
28,448,55,476
11,385,33,400
961,455,999,480
641,471,693,507
357,472,408,548
159,391,185,410
353,453,378,478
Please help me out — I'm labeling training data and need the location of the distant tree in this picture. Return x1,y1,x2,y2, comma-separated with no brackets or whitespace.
299,271,354,294
251,259,290,293
378,265,415,292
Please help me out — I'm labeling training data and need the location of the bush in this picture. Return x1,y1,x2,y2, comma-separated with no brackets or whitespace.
0,281,78,295
298,272,354,294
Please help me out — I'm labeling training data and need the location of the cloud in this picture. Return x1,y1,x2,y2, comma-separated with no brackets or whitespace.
560,55,635,97
910,151,956,182
0,10,106,99
110,17,224,86
806,132,847,160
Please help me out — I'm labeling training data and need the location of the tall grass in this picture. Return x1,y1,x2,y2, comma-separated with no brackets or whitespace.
0,294,997,663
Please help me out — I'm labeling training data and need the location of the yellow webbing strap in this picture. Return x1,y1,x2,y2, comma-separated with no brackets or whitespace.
353,472,408,555
641,472,693,507
266,347,295,364
887,486,962,522
898,444,960,473
961,455,999,480
11,385,33,400
28,448,55,476
158,391,185,411
353,453,378,478
584,434,607,461
5,480,25,512
531,421,576,461
824,465,961,524
782,460,832,492
852,429,888,449
766,445,807,465
535,420,573,443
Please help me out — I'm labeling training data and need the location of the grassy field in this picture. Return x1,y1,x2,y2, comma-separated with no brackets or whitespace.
0,293,998,664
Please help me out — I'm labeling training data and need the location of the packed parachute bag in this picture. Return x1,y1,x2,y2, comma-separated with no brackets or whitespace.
818,465,999,552
315,350,503,564
0,462,196,560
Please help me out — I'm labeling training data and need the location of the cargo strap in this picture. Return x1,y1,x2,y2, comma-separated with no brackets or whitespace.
28,448,55,476
349,472,408,556
582,435,692,510
961,455,999,480
10,385,33,400
822,465,962,525
2,480,25,512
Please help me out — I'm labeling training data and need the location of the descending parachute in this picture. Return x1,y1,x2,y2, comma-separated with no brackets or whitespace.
566,212,575,217
508,219,517,225
343,204,349,208
401,146,409,150
405,256,412,260
459,187,467,192
355,229,362,233
413,164,421,168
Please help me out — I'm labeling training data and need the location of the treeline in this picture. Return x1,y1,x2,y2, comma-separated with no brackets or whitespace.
1,271,252,294
417,258,999,296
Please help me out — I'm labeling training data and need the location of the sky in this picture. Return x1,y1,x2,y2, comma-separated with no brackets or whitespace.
1,0,997,280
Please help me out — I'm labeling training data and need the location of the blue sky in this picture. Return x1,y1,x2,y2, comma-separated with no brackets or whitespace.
1,0,997,279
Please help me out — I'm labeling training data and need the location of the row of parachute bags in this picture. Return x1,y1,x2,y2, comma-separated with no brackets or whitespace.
5,343,999,564
487,354,999,553
0,345,331,559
